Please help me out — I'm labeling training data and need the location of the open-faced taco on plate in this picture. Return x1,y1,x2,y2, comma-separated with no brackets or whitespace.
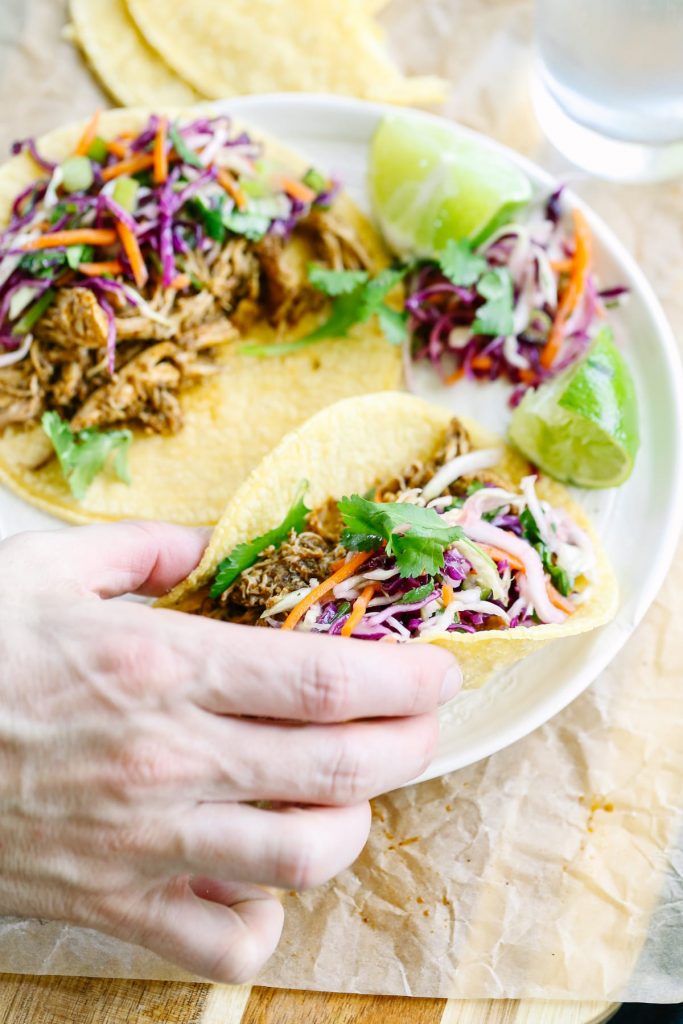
0,107,400,524
160,392,618,689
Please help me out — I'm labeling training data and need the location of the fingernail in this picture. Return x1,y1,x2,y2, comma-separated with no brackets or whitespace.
439,664,463,704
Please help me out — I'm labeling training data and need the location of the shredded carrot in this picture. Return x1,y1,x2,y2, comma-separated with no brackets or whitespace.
107,139,129,159
380,635,399,643
479,544,525,571
550,257,573,274
541,208,592,369
74,109,101,157
216,169,247,210
101,152,155,182
78,260,123,277
280,175,316,205
281,551,373,631
546,581,575,615
330,557,346,572
154,116,169,184
471,354,493,372
170,273,191,290
22,228,117,250
341,583,378,638
116,222,148,290
442,584,454,607
519,368,538,385
445,366,465,385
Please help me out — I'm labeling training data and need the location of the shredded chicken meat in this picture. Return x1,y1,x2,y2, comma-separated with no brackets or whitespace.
0,208,374,436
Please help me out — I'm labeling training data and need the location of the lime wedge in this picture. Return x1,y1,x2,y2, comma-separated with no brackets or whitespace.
509,328,639,488
368,115,532,257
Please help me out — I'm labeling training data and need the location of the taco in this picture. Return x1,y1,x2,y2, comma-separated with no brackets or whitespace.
160,393,618,689
0,107,400,524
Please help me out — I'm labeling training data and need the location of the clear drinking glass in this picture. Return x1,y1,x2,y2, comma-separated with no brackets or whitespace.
533,0,683,181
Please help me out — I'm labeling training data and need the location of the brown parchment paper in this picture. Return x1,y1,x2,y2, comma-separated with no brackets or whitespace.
1,0,682,1001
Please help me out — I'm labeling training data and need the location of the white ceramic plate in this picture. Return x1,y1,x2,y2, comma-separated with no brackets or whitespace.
4,94,683,779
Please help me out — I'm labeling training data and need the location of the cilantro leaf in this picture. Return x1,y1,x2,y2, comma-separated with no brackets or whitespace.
472,267,514,336
222,209,270,241
376,305,408,345
438,239,487,287
338,495,463,578
308,264,369,296
190,197,226,242
210,481,310,599
41,411,132,500
241,264,409,357
399,583,434,604
520,507,573,595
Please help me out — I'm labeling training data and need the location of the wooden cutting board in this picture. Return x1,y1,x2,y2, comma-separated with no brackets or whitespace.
0,975,618,1023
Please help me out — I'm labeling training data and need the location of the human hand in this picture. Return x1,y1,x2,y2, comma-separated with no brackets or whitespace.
0,522,461,981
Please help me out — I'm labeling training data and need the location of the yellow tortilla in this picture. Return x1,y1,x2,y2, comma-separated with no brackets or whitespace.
159,393,618,689
0,109,401,525
125,0,446,106
69,0,203,106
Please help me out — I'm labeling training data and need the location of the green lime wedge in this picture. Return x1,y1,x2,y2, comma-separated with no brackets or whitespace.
509,328,639,488
368,115,532,258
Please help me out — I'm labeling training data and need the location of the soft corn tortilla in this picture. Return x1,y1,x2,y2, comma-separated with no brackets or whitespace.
159,393,618,689
69,0,203,106
0,108,401,525
125,0,446,106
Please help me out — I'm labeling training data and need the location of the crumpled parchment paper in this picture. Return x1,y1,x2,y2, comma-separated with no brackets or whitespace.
1,0,682,1001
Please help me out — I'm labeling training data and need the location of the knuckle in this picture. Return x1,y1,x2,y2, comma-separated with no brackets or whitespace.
97,634,184,695
208,933,269,985
319,734,374,804
298,650,352,722
275,836,326,891
109,739,177,799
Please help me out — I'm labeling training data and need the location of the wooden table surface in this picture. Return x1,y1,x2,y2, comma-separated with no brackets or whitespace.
0,974,619,1023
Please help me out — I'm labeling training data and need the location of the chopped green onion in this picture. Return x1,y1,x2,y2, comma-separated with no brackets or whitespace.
60,155,94,193
14,288,56,335
86,136,109,164
66,244,94,270
112,175,139,213
8,285,39,322
302,167,328,193
169,123,203,169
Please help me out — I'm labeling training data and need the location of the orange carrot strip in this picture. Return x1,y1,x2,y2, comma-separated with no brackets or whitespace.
442,584,454,607
107,140,129,159
445,366,465,385
541,208,592,369
78,260,123,277
170,273,191,290
154,116,169,184
281,551,373,631
101,152,155,182
550,257,573,274
216,169,247,210
519,368,538,385
74,109,101,156
22,228,117,250
479,544,526,571
117,222,148,290
471,354,493,371
341,583,378,638
280,175,316,205
546,581,575,615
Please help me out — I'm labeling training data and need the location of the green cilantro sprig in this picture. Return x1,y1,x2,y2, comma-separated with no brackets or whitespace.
241,264,409,357
211,481,309,599
471,267,514,337
438,238,487,287
338,495,463,579
519,507,572,596
41,412,132,500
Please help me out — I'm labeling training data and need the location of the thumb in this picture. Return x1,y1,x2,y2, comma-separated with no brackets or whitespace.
117,876,284,983
5,521,210,598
